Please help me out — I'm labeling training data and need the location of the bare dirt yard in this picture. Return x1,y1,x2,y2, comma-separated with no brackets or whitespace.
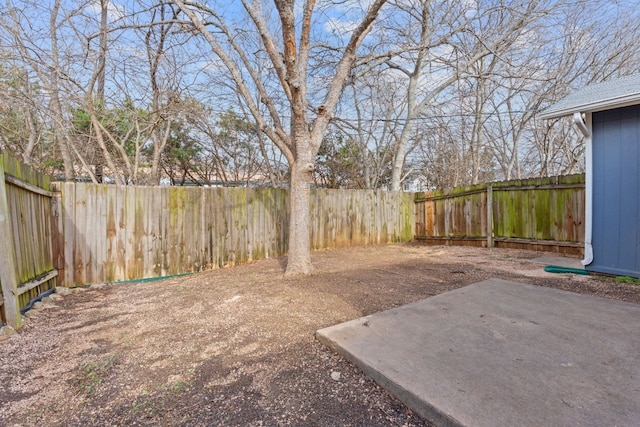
2,244,639,427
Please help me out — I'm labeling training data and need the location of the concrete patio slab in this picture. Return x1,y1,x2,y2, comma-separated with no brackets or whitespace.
317,279,640,427
531,255,585,270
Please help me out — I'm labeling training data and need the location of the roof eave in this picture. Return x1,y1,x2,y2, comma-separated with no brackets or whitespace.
539,93,640,120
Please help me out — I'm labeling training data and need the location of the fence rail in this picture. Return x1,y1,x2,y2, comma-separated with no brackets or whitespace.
53,183,415,287
0,152,57,327
415,174,585,254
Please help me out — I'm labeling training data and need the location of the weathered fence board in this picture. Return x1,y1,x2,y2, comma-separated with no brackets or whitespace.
309,189,414,250
0,152,57,327
55,184,414,287
415,175,585,254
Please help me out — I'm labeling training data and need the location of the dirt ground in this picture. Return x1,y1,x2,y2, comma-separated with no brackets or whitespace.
2,244,639,427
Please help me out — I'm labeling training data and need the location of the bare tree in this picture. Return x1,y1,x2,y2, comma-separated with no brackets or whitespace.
172,0,388,275
0,64,44,166
4,0,639,220
328,72,400,189
2,0,144,183
2,0,79,180
488,0,640,179
357,0,557,190
378,0,640,188
142,1,194,185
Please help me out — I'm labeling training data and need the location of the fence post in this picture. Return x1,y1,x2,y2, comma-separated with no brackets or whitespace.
50,182,65,286
486,184,493,248
0,154,21,328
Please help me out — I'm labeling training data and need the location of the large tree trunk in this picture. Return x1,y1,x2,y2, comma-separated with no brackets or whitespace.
286,158,314,276
149,123,171,185
390,119,415,191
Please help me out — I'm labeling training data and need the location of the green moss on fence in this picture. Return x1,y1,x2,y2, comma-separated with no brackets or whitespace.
1,150,51,190
491,173,585,189
416,174,586,245
1,151,57,327
57,184,413,287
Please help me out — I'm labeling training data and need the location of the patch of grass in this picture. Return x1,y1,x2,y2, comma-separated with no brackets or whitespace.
615,276,640,285
74,355,117,395
168,380,192,394
131,398,155,418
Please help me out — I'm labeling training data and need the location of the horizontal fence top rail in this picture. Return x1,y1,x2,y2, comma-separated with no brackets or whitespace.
1,151,52,192
4,174,54,197
415,174,585,202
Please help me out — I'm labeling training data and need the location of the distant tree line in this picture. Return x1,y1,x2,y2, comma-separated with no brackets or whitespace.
1,0,638,190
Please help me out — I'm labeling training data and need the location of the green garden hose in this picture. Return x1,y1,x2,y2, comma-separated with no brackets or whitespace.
544,265,590,275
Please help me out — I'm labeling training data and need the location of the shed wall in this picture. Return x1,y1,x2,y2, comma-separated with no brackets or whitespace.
589,104,640,277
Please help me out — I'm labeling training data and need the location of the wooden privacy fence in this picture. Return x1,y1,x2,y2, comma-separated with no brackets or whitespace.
415,174,585,254
0,152,58,327
2,147,587,329
54,184,415,287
